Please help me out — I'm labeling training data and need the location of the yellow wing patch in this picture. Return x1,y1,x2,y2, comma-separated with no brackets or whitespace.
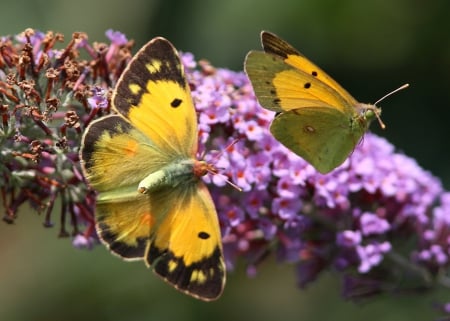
146,183,225,301
96,195,153,260
128,80,196,156
261,31,358,108
151,184,221,265
128,83,141,95
146,59,162,73
272,68,350,112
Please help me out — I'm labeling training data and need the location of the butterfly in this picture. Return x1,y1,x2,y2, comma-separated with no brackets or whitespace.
79,37,225,301
245,31,400,174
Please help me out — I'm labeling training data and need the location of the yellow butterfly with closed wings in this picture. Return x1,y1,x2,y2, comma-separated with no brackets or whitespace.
245,31,407,174
80,37,225,301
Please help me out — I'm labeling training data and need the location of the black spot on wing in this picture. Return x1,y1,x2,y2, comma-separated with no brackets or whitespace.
171,98,182,108
198,231,210,239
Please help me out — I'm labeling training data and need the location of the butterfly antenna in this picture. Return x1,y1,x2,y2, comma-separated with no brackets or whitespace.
210,138,240,163
205,166,242,192
374,83,409,106
208,138,243,192
372,83,409,130
372,107,386,130
222,176,243,192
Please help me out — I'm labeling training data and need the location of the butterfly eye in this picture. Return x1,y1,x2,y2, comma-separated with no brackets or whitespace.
363,108,376,119
357,104,385,129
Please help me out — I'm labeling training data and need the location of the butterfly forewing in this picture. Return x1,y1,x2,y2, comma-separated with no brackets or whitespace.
260,31,358,109
245,51,352,113
112,37,198,158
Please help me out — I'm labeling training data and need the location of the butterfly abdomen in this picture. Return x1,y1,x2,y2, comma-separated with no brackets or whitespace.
138,159,210,193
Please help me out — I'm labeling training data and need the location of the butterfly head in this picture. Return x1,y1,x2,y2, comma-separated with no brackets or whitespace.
193,160,218,177
357,103,385,129
356,83,410,130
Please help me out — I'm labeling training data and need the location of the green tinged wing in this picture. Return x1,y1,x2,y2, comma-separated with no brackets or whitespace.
270,107,365,173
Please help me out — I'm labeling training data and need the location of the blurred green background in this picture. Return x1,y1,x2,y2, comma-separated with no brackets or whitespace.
1,0,450,320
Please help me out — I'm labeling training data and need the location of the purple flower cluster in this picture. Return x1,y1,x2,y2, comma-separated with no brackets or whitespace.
2,29,450,314
182,54,450,308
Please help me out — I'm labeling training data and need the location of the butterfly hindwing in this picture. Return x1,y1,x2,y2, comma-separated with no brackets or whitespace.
145,183,225,301
81,114,165,259
80,37,225,300
95,194,153,260
270,107,365,173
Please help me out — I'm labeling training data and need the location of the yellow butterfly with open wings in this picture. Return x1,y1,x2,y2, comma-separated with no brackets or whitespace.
80,37,225,301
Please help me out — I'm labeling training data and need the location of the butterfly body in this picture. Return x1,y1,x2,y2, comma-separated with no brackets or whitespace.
245,31,381,173
137,159,213,193
80,37,225,301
